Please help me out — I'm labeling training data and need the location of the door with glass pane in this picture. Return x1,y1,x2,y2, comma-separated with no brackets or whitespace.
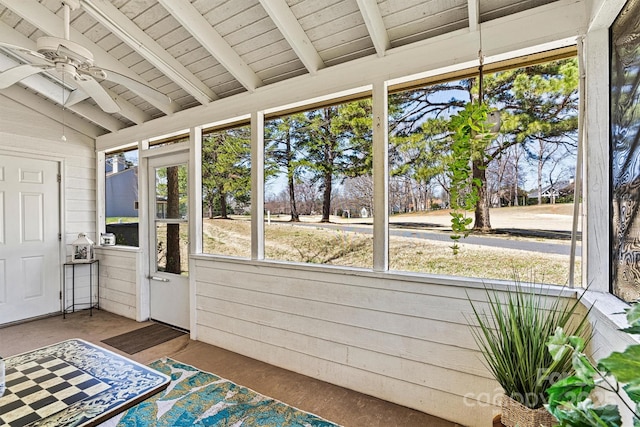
148,153,189,330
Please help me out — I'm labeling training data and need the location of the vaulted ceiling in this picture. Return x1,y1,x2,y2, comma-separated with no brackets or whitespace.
0,0,560,138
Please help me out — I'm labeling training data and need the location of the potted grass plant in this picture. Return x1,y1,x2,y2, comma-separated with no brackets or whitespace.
467,282,590,427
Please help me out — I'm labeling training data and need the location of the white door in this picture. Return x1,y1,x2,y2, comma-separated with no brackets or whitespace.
0,154,60,324
148,153,190,330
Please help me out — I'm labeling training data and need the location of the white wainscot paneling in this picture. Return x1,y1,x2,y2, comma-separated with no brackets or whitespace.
95,248,139,320
190,258,574,426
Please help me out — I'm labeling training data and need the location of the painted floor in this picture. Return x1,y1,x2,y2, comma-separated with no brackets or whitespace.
0,310,461,427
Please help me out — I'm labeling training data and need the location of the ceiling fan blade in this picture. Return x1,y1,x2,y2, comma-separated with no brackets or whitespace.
0,42,51,65
74,74,120,113
64,88,90,107
0,64,53,89
83,67,172,105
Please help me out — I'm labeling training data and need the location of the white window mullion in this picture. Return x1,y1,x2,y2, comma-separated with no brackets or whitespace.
190,126,203,255
251,111,265,260
372,80,389,272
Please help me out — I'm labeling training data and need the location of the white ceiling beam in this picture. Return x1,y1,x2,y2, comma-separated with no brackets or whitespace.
467,0,480,32
109,94,152,125
97,0,587,148
62,102,126,132
81,0,218,105
259,0,324,74
0,22,150,126
1,86,103,138
0,0,177,115
158,0,263,92
356,0,390,57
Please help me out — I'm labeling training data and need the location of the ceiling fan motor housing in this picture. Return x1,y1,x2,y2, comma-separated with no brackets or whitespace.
36,36,94,67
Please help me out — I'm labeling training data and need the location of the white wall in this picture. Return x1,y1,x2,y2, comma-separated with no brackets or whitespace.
0,95,146,323
0,94,99,320
94,247,140,320
192,257,586,426
0,95,96,259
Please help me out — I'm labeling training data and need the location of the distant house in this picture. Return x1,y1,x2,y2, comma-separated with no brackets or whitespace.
105,165,138,218
528,179,575,202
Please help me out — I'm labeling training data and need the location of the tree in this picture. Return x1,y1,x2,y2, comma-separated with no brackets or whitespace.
390,116,450,212
165,165,181,274
488,59,579,206
294,180,322,215
486,138,525,206
154,164,187,273
202,126,251,219
301,100,373,222
342,175,374,217
265,114,307,222
388,58,579,231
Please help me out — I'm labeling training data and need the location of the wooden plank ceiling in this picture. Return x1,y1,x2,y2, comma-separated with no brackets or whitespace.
0,0,558,138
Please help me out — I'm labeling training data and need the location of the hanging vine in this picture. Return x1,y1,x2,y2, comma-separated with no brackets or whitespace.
447,102,496,254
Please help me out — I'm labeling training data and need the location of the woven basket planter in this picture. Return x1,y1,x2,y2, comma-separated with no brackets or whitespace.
500,395,557,427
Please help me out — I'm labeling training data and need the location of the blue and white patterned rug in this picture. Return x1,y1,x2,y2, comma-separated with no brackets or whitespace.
98,358,341,427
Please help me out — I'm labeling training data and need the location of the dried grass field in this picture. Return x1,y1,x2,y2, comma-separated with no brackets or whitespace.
202,204,581,285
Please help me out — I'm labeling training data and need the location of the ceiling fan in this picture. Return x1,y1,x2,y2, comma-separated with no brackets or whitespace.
0,0,170,113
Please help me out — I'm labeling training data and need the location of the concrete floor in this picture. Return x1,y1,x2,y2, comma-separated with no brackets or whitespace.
0,310,461,427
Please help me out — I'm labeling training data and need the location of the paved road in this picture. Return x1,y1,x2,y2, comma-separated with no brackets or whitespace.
275,222,581,256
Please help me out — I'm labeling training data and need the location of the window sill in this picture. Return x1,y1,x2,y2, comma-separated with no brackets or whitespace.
190,253,580,297
95,245,141,253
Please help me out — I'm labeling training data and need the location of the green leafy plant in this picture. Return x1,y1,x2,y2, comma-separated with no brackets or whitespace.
468,283,590,409
546,303,640,426
447,102,496,254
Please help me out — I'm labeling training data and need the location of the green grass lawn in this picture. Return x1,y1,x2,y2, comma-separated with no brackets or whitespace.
106,217,139,224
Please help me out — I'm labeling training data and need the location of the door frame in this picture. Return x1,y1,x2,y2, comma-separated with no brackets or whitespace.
0,149,63,322
143,148,191,331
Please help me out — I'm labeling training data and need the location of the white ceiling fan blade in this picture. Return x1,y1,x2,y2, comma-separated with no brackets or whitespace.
0,64,53,89
83,67,172,105
64,88,90,107
74,74,120,113
0,42,51,65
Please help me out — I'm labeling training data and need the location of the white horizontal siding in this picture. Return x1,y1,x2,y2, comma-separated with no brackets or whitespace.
193,257,588,426
198,322,490,421
95,247,139,320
